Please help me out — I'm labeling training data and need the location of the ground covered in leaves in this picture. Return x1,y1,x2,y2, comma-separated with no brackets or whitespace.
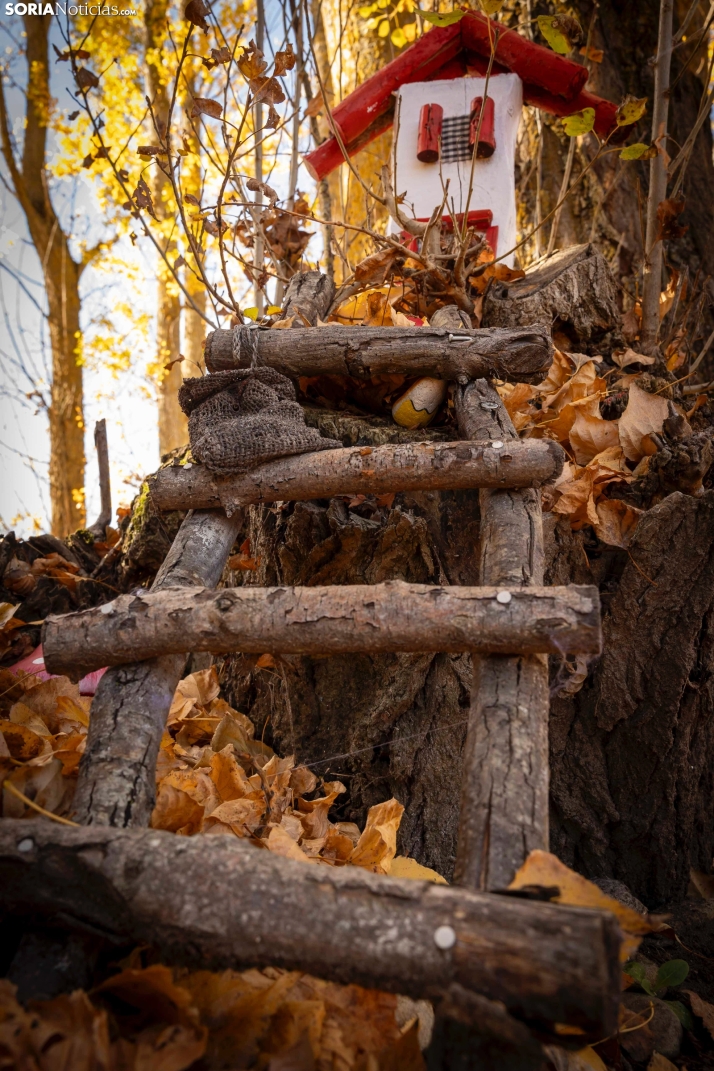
2,665,714,1070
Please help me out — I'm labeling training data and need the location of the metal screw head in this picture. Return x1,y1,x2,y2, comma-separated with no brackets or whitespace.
496,590,512,605
17,838,34,853
491,440,504,450
100,603,115,615
434,925,457,950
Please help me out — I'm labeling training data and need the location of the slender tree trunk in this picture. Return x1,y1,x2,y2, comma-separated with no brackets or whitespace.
145,0,186,454
0,14,86,536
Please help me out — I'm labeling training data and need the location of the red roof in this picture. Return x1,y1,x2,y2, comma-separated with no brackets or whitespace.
305,12,621,181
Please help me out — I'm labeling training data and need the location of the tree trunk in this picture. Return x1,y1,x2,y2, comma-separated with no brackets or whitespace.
547,491,714,908
0,13,86,536
145,0,187,455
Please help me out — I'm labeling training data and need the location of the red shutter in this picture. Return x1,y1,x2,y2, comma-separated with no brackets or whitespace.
416,103,443,163
469,96,496,158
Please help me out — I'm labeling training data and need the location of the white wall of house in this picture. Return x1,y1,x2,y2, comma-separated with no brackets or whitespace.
393,73,523,266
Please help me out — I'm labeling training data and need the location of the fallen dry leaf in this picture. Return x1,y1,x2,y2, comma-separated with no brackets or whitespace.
509,850,653,960
685,989,714,1041
349,798,404,873
593,499,643,548
618,382,669,462
612,348,656,370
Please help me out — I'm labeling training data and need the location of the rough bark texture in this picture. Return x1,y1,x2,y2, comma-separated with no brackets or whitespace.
482,244,620,353
204,323,553,383
72,509,242,827
454,380,549,892
147,438,565,512
44,582,600,679
548,490,714,908
0,14,86,534
0,820,622,1039
281,268,336,324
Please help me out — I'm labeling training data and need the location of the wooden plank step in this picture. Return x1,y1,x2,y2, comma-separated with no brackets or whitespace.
149,439,565,512
43,582,601,681
0,819,621,1042
204,322,553,383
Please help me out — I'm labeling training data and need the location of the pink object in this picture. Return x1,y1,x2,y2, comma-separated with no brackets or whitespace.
7,644,107,696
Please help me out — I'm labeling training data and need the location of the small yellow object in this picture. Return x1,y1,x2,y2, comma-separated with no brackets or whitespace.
392,377,446,428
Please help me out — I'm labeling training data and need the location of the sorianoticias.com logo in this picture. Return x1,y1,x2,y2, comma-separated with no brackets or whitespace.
4,2,137,12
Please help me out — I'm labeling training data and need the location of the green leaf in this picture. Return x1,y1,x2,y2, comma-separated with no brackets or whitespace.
620,142,653,160
562,107,595,137
480,0,504,13
537,14,571,54
616,96,647,127
665,1000,695,1030
418,8,465,25
624,962,647,986
242,306,259,321
655,959,690,992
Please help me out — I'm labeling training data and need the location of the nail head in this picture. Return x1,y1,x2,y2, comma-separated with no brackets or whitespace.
496,590,512,605
491,440,504,450
434,925,456,950
17,838,34,853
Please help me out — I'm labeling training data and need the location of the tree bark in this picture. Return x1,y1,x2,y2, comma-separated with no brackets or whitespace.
454,379,549,892
204,323,553,382
145,0,187,455
147,439,565,512
0,820,622,1039
44,582,600,679
482,243,619,353
0,14,86,536
72,508,242,827
280,268,335,324
548,490,714,907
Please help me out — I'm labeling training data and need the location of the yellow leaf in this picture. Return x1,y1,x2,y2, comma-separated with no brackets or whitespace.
562,108,595,137
618,382,669,462
378,18,390,36
480,0,504,11
616,96,647,127
388,856,448,883
620,142,656,160
243,307,259,321
349,798,404,873
266,304,282,315
508,850,653,961
390,26,407,47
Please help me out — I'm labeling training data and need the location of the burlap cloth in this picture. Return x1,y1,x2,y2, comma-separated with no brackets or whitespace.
178,368,341,475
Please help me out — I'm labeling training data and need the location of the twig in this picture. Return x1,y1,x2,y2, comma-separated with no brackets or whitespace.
3,780,79,826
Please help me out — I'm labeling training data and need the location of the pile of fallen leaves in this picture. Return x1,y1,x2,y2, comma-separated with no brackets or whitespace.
498,348,712,549
0,962,427,1069
4,666,714,1068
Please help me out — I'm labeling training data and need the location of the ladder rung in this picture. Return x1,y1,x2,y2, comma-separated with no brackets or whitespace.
43,581,602,681
148,439,564,512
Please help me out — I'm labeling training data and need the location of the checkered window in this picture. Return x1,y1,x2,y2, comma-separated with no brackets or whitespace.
440,115,472,163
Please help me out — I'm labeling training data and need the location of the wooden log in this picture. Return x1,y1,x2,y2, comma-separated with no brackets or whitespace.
0,820,622,1038
483,243,620,348
454,378,550,892
72,509,243,827
280,269,335,325
147,439,565,513
43,582,601,680
204,323,553,384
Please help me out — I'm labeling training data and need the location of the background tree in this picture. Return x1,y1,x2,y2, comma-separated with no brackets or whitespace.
0,14,88,536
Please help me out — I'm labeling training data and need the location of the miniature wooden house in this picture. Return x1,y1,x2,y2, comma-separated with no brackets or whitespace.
305,12,624,265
